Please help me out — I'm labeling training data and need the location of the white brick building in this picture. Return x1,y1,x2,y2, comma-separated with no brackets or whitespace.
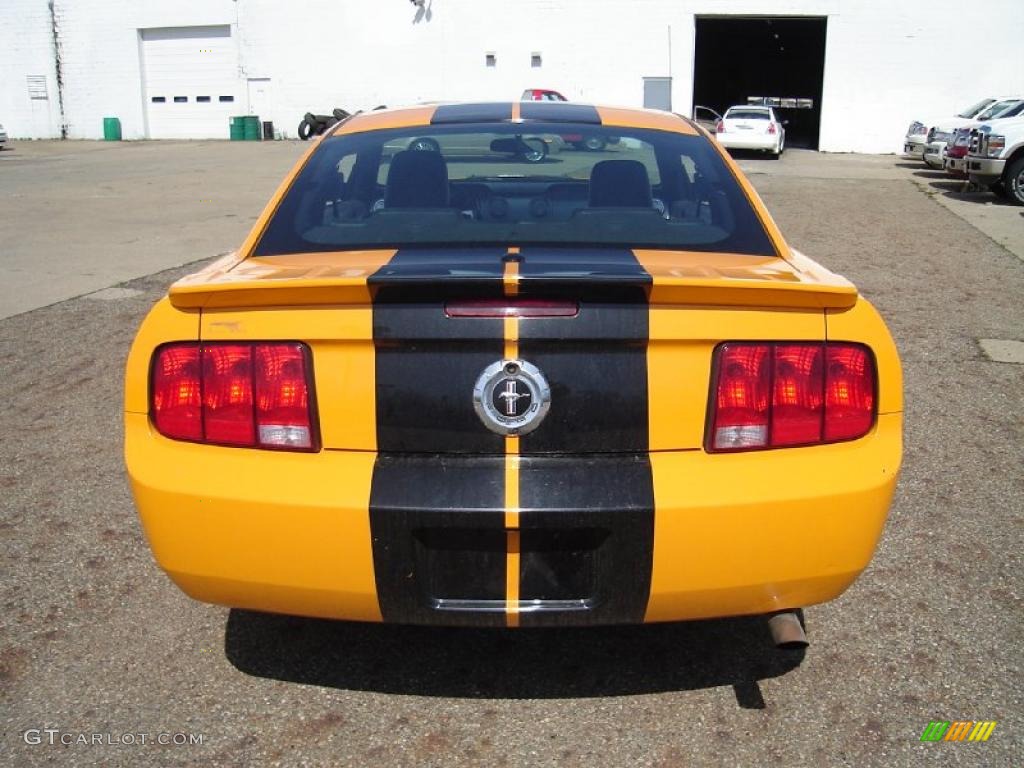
1,0,1021,152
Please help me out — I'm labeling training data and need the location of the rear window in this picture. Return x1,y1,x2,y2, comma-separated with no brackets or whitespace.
254,122,776,257
725,109,771,120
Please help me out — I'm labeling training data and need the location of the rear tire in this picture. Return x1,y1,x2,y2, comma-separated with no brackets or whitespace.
408,137,441,153
582,136,607,151
1006,156,1024,206
519,137,548,163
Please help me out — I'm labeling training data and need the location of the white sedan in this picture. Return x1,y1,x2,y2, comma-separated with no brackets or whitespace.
714,106,785,157
0,122,7,149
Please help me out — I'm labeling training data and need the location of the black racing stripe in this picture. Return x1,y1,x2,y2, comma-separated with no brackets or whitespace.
372,343,504,453
367,245,657,627
519,102,602,124
431,103,514,124
369,247,509,282
518,246,655,282
517,454,655,627
369,247,507,341
369,248,505,453
368,246,509,624
517,248,651,453
512,247,655,626
516,339,649,453
368,454,507,626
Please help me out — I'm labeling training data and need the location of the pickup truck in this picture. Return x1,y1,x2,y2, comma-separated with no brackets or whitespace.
904,97,1001,161
967,115,1024,205
922,97,1024,169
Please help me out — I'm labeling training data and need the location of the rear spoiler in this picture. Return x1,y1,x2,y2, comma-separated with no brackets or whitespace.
168,250,860,311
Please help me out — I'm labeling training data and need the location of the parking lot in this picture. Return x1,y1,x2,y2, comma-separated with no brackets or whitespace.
1,140,1021,767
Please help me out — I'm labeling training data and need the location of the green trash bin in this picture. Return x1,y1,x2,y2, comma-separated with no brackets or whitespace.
229,116,246,141
103,117,122,141
243,115,261,141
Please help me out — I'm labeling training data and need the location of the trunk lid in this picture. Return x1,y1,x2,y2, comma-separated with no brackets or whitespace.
722,117,771,134
192,248,847,453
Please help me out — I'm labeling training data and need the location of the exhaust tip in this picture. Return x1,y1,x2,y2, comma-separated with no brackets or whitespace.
768,611,808,650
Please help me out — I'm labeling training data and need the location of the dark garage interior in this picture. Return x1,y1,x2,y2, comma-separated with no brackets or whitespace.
693,16,827,150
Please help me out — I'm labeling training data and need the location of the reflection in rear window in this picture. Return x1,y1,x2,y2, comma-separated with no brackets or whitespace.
255,123,777,257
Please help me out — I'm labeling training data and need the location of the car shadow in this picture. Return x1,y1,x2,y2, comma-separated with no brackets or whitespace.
224,609,805,702
911,169,949,180
893,160,924,169
923,177,1019,206
723,148,781,161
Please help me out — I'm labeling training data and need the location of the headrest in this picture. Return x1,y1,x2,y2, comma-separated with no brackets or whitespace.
589,159,653,208
385,150,450,208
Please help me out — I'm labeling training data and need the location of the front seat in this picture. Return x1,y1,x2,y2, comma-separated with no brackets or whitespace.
385,150,450,208
588,159,653,207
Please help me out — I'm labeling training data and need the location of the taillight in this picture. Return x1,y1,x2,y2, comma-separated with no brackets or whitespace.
767,122,777,135
254,344,315,448
203,344,256,445
151,344,202,441
709,344,770,449
150,342,317,451
715,120,725,133
823,344,875,442
708,342,875,452
771,343,824,446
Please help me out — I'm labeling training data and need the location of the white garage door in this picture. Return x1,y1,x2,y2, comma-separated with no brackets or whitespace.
142,26,239,139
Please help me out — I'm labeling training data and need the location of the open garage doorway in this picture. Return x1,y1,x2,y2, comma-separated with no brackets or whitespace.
693,16,827,150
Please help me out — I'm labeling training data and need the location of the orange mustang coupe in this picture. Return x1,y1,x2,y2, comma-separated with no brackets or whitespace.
125,102,901,643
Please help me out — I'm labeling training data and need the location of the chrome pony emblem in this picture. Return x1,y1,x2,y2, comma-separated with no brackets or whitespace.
473,359,551,435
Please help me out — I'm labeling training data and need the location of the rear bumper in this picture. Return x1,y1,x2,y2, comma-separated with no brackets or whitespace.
127,411,901,626
717,133,778,152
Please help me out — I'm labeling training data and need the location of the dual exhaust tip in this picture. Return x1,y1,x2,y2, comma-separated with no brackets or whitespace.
768,611,809,650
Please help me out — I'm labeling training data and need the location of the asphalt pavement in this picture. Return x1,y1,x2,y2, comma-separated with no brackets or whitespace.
0,140,1021,767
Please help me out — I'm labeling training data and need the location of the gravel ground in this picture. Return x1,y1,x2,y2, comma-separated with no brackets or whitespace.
0,145,1021,767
